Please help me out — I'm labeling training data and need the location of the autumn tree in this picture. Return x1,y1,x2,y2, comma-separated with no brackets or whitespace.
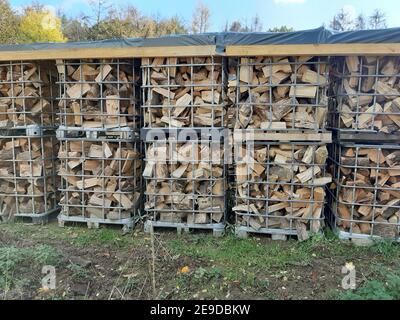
192,1,210,33
0,0,20,44
19,6,66,43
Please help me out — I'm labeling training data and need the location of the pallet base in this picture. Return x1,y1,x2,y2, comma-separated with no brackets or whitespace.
235,226,297,240
144,220,225,237
0,208,59,225
58,214,136,233
336,229,400,244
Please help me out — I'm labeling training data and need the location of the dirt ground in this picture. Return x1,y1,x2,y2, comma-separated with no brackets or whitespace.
0,221,399,300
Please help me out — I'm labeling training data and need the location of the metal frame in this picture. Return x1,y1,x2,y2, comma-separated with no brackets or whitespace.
56,59,140,130
0,60,57,129
143,137,227,235
141,56,227,129
328,55,400,135
234,56,329,133
57,129,143,230
0,133,59,222
328,142,400,241
234,141,328,238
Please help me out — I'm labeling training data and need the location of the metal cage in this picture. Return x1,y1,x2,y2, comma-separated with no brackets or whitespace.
141,56,227,129
0,133,59,222
328,56,400,135
57,129,142,229
56,59,140,130
0,61,57,129
232,56,329,132
328,142,400,241
234,141,331,239
143,137,227,235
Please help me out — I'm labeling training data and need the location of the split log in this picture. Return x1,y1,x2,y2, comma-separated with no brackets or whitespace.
58,138,141,220
334,145,400,238
142,57,226,128
58,59,138,129
0,136,59,219
228,56,328,131
144,141,226,224
0,61,57,128
234,143,331,238
333,56,400,133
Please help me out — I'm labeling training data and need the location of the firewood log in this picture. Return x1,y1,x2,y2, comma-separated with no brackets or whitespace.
142,57,226,128
144,141,226,224
331,56,400,133
234,143,331,238
58,138,141,220
0,61,57,128
228,56,328,131
57,59,138,129
333,144,400,239
0,136,59,219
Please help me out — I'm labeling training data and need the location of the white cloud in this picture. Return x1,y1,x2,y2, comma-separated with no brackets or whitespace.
274,0,306,4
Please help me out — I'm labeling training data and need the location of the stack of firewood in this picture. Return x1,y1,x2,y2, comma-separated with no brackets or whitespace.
142,57,226,128
143,141,225,224
57,59,138,129
58,138,141,220
228,56,328,131
0,136,59,219
234,143,331,240
0,61,56,128
331,56,400,133
333,145,400,239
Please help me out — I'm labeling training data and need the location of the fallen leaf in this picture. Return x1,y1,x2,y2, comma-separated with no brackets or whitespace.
179,266,190,274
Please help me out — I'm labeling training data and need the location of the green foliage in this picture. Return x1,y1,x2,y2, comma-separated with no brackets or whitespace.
67,263,90,280
0,0,20,44
342,272,400,300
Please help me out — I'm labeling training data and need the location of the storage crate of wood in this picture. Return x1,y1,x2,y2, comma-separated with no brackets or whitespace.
56,59,139,130
328,143,400,241
143,138,227,236
0,61,57,129
229,56,329,133
141,56,226,129
0,132,59,223
329,56,400,139
234,142,331,241
57,129,142,231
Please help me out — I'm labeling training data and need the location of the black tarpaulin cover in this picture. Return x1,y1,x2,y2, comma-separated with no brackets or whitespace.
0,27,399,53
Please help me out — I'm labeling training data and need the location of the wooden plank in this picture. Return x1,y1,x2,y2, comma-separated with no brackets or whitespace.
233,130,332,143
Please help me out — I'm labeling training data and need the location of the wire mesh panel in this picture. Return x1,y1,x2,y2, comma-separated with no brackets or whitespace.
141,56,226,129
0,61,57,129
328,143,400,240
58,131,142,226
231,56,329,132
0,134,59,221
329,56,400,134
57,59,139,130
143,139,226,231
234,142,331,240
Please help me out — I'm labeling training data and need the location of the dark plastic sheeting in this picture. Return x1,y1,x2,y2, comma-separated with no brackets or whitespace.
0,27,399,53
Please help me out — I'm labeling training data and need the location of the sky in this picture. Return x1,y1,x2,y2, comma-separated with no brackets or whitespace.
9,0,400,31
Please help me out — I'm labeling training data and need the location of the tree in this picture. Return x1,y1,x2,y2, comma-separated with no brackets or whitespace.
0,0,20,44
19,7,66,43
369,9,387,29
60,14,90,41
191,1,210,33
228,21,243,32
354,14,366,30
268,26,294,32
251,15,262,32
329,8,353,31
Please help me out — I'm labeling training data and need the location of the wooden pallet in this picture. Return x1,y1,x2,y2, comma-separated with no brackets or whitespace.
144,220,225,237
